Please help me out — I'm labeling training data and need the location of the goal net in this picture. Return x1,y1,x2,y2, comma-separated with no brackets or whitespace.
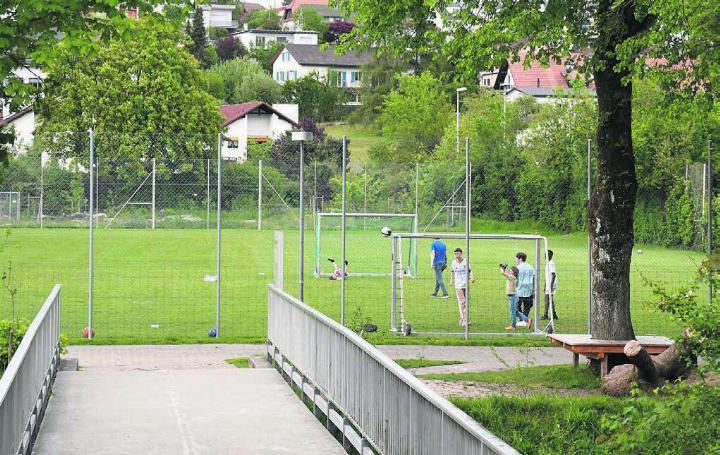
389,232,553,336
314,212,418,277
0,192,20,222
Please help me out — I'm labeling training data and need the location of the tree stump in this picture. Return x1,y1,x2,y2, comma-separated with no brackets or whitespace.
601,339,691,396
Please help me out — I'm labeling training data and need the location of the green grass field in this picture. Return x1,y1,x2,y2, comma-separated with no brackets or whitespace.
0,224,704,344
323,123,381,170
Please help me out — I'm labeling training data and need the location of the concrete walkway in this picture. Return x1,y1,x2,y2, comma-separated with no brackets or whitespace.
33,345,343,455
377,345,572,375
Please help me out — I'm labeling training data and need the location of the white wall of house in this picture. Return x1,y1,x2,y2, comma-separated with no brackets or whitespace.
235,30,318,49
200,5,236,29
272,104,299,123
223,117,249,161
5,110,35,155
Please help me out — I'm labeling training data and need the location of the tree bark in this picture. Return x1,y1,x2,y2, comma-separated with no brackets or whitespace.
589,1,640,341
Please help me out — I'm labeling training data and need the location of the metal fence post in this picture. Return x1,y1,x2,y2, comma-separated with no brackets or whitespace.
216,134,222,337
299,140,305,302
391,235,397,331
39,158,44,228
258,159,263,230
206,158,210,230
464,137,470,340
274,231,284,289
535,239,541,332
151,157,156,229
708,139,713,305
88,129,94,340
341,136,347,326
587,139,592,333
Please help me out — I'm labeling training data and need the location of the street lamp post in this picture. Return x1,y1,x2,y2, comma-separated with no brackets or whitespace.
456,87,467,157
292,131,314,302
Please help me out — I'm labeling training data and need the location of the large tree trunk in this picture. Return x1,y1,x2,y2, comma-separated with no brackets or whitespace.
588,2,639,341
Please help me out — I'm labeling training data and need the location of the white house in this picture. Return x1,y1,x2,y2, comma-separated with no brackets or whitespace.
233,28,318,49
0,106,35,155
271,44,372,89
492,51,595,104
220,102,299,162
197,4,238,30
280,0,348,25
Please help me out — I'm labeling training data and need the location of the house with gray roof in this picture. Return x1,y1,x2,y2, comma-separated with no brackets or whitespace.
270,44,373,94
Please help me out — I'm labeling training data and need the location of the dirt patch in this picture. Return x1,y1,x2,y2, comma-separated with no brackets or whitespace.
422,379,601,399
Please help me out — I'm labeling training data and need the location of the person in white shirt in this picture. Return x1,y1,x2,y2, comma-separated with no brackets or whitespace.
542,249,559,320
450,247,474,327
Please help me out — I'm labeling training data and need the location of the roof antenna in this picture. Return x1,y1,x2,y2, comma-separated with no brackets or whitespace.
536,78,540,88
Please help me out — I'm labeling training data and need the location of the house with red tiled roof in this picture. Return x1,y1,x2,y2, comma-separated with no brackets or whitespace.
491,51,594,103
280,0,348,24
219,102,299,161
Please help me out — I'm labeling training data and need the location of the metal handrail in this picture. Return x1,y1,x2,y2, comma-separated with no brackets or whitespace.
268,284,520,454
0,285,61,455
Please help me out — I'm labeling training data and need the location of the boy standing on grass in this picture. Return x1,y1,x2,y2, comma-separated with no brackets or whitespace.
430,237,449,298
450,247,473,327
542,249,559,320
501,265,530,330
515,252,536,320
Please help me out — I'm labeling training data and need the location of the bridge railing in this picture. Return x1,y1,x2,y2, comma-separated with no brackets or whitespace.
0,285,61,455
267,284,519,455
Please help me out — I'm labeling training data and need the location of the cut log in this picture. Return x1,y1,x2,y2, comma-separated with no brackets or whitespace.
601,340,692,396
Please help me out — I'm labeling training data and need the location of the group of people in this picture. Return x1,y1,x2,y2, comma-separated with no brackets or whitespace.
430,238,559,329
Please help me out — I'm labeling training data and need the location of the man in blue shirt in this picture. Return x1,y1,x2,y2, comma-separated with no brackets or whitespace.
430,238,449,298
515,252,536,322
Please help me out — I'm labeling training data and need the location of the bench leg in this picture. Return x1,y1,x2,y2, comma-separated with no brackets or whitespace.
572,353,579,368
600,355,608,378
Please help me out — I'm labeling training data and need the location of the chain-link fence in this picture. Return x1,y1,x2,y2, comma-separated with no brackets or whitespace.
0,130,712,342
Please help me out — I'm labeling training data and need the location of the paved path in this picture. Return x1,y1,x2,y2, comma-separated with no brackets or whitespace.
33,345,343,455
377,345,572,374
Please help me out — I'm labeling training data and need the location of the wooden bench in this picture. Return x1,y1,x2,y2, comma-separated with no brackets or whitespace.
547,333,674,377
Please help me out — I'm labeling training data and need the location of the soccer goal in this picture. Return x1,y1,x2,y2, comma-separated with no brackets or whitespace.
389,232,554,337
314,212,418,277
0,192,20,222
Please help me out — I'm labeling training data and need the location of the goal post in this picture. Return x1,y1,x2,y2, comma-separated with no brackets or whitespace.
0,192,20,222
389,232,554,336
314,212,418,277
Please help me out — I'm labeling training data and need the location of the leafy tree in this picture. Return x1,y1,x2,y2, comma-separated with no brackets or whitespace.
282,73,348,122
247,41,283,74
204,58,281,104
0,0,183,167
338,0,719,340
375,72,451,160
348,54,408,125
293,8,328,37
188,7,213,69
37,19,223,167
215,36,245,62
208,27,229,41
246,9,281,30
324,21,354,44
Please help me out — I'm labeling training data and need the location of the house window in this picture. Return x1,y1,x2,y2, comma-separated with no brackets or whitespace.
340,71,347,87
277,37,288,43
275,71,286,82
351,71,360,83
27,77,42,88
288,70,297,80
281,50,290,62
226,140,239,149
255,36,266,47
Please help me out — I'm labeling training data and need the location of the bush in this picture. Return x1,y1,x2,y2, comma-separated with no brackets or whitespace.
0,319,29,374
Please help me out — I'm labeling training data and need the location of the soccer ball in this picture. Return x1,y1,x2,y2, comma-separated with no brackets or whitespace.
380,226,392,237
208,327,218,338
82,327,96,338
637,249,643,255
